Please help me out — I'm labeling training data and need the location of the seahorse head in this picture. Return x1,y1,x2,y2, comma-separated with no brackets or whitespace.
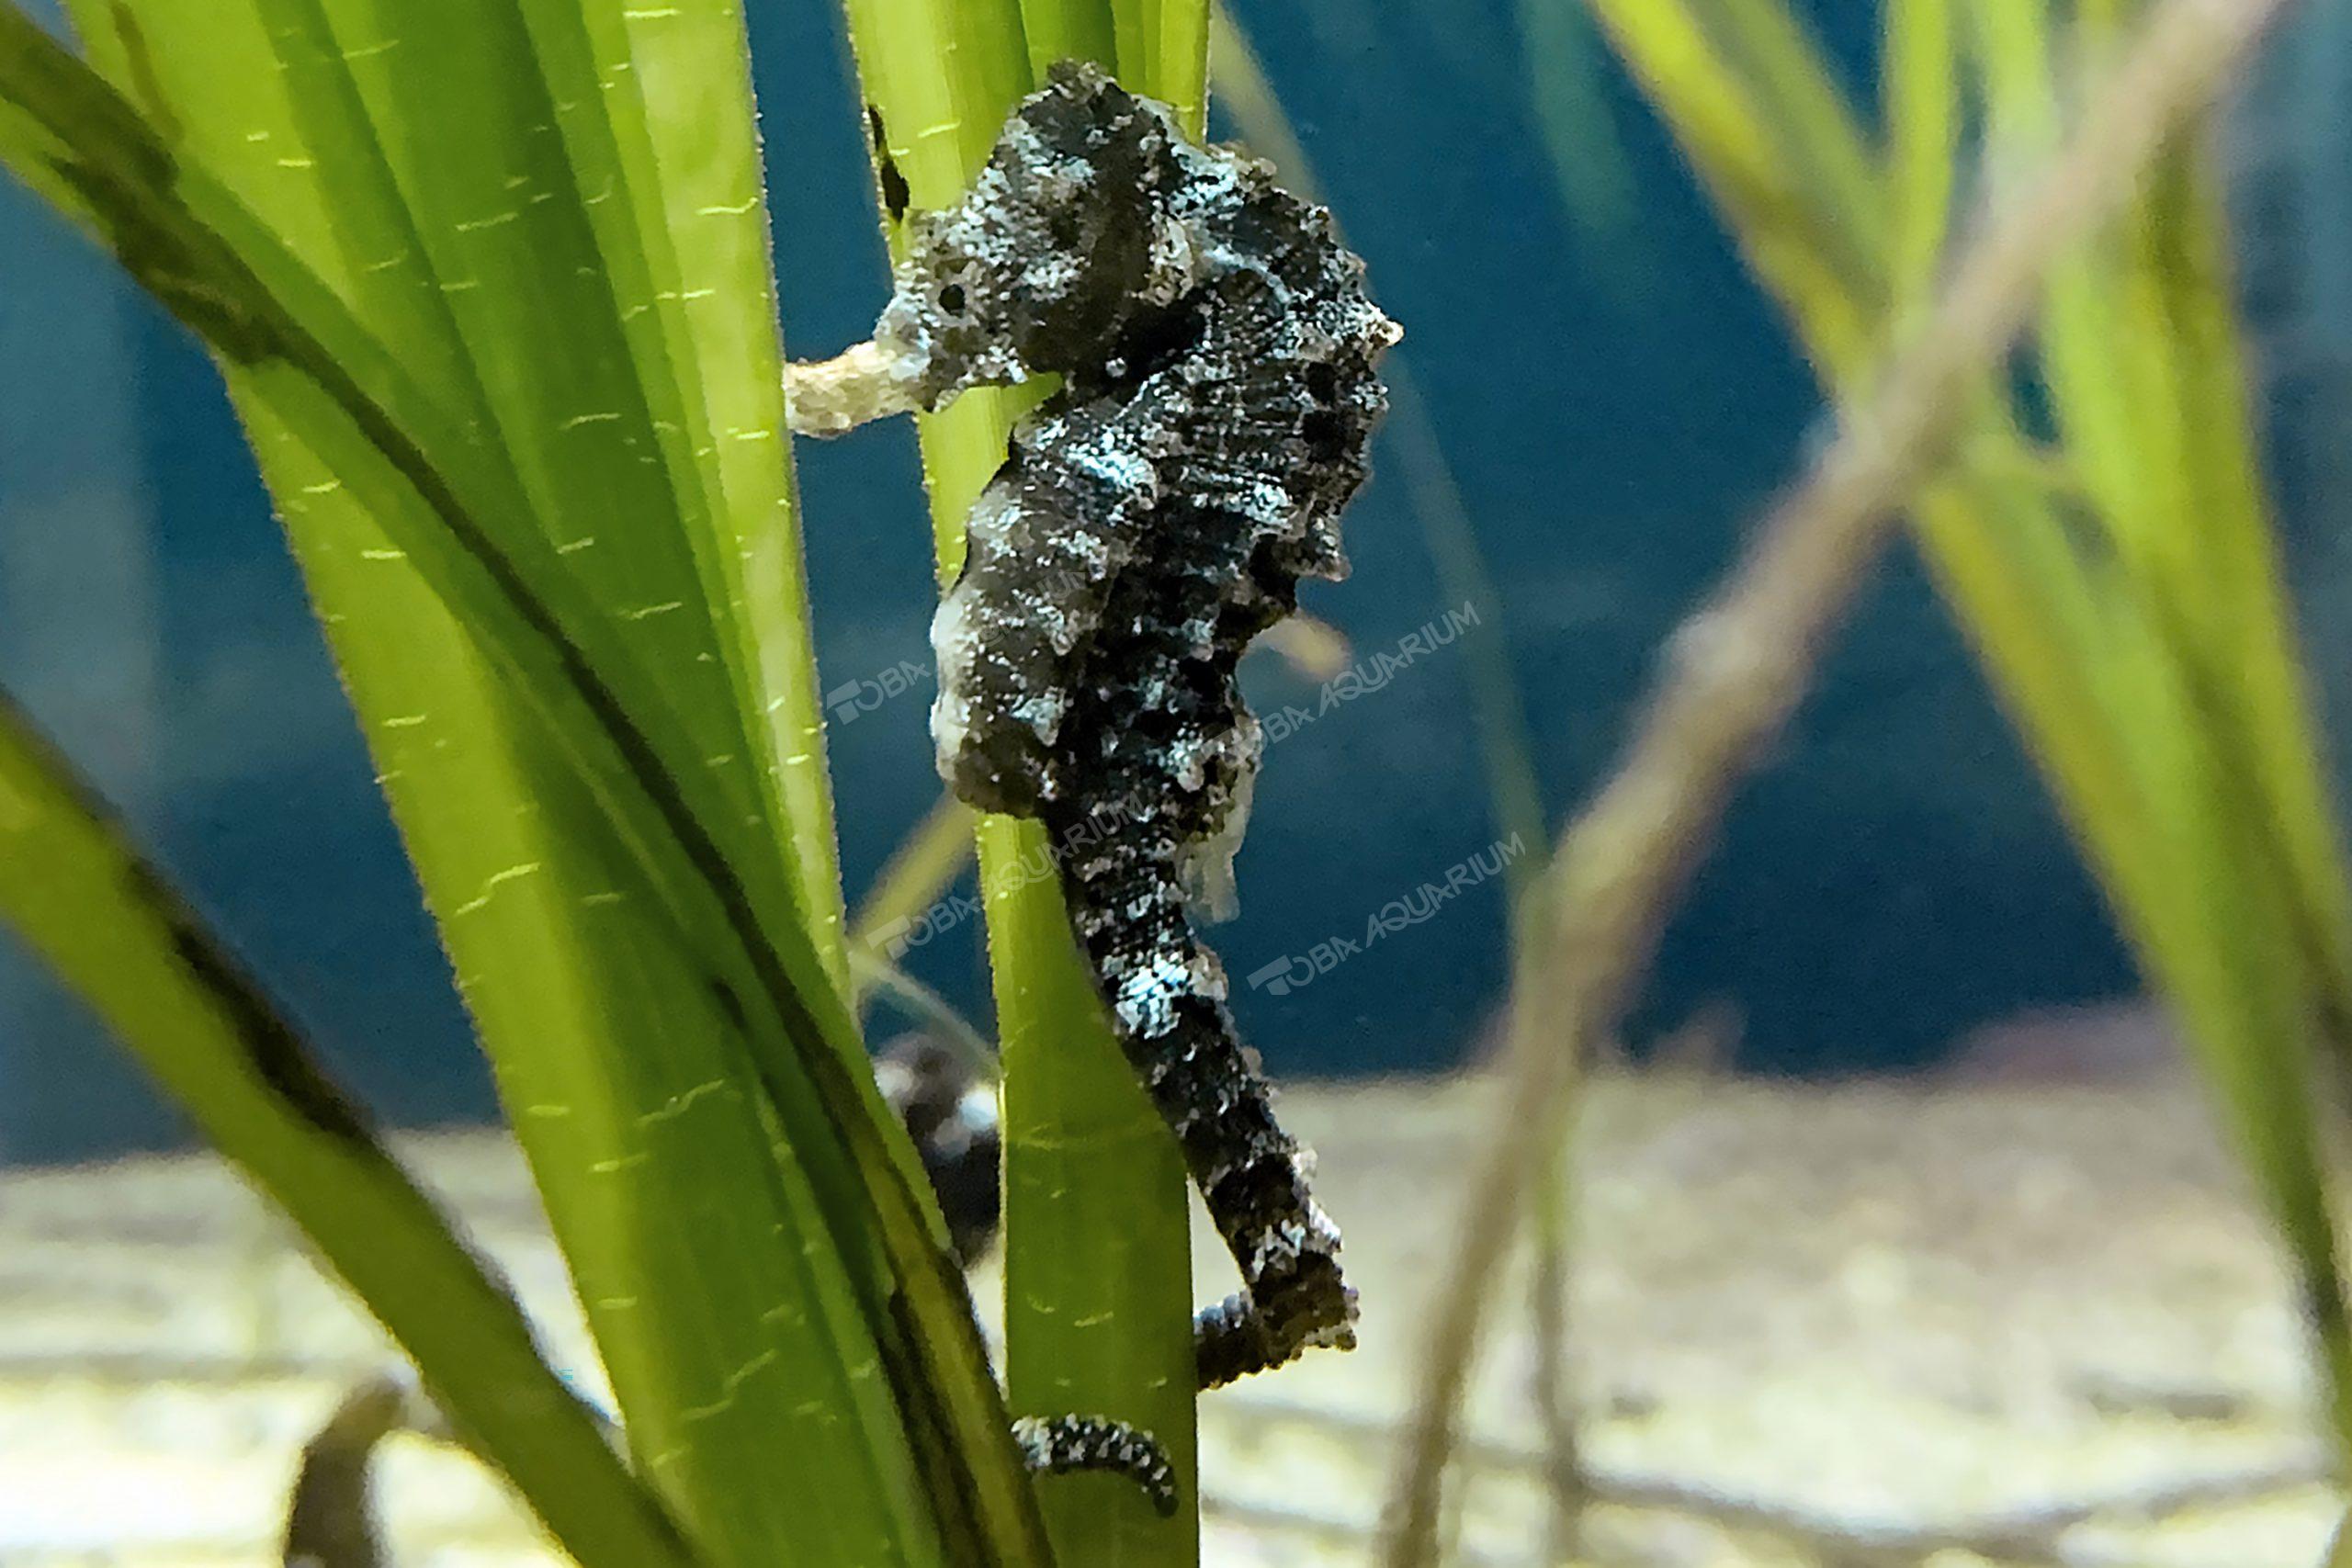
876,62,1203,408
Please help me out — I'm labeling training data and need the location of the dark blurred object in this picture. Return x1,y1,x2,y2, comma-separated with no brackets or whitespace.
280,1376,406,1568
873,1032,1001,1264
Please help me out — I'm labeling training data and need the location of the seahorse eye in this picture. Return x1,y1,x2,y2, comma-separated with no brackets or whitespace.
938,281,967,316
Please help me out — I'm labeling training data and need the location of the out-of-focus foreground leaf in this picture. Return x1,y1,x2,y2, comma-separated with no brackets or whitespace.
0,692,697,1568
0,5,1048,1561
1584,0,2352,1454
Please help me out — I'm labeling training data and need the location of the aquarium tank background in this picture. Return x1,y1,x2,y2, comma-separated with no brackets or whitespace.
6,0,2349,1563
6,0,2274,1165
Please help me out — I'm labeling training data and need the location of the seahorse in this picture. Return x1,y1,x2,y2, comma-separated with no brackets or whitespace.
861,60,1398,1394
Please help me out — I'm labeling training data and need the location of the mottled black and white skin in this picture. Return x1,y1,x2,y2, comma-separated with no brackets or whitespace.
867,61,1397,1391
872,1032,1001,1267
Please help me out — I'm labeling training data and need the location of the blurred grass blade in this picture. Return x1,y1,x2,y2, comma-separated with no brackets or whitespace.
0,692,697,1568
0,11,1051,1559
1514,0,1643,265
1884,0,1959,306
839,3,1204,1562
854,951,1001,1079
54,0,932,1553
1969,3,2156,555
2133,116,2352,1051
850,791,978,976
1589,0,2352,1462
1702,0,1885,277
1585,0,1878,372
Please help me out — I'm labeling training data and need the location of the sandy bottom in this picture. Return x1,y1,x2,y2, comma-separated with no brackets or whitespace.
2,1070,2342,1565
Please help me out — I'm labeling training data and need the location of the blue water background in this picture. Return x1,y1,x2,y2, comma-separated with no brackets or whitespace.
9,0,2335,1160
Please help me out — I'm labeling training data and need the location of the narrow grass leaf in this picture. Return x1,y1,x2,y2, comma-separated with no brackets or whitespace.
1585,0,1878,372
850,791,978,971
40,2,932,1555
836,3,1204,1561
1884,0,1958,306
1702,0,1887,280
0,14,1046,1556
0,692,698,1568
1591,0,2352,1461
